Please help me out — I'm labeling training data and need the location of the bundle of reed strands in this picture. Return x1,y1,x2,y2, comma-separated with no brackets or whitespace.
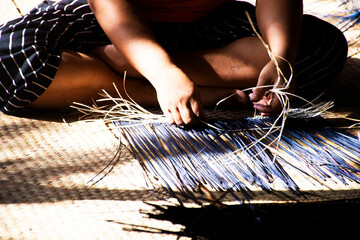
73,92,360,204
114,114,360,201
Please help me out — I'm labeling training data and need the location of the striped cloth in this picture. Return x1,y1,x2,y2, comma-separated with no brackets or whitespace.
0,0,348,113
0,0,108,113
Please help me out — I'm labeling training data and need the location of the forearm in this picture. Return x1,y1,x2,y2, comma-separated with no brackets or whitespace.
88,0,204,125
88,0,181,88
255,0,303,63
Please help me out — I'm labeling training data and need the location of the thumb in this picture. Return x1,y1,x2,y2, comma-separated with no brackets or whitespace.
249,59,282,103
190,95,206,121
249,70,273,102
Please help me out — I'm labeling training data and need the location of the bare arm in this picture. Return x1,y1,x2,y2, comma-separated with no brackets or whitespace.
256,0,303,62
88,0,204,125
250,0,303,114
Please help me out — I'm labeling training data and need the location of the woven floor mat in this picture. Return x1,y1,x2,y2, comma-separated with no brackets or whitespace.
0,112,182,240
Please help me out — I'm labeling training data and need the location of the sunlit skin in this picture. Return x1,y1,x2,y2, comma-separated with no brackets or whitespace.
29,0,303,125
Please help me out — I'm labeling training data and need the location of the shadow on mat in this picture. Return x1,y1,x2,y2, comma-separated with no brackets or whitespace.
9,109,86,123
0,185,169,204
112,200,360,239
0,155,171,204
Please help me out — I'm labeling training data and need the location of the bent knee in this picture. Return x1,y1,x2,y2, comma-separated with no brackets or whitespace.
29,51,123,110
90,45,142,77
60,51,122,90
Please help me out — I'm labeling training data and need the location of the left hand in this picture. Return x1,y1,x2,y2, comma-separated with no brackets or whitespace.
249,58,293,116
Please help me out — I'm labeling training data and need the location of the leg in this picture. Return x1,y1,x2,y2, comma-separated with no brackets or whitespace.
174,36,269,89
28,51,158,110
28,49,251,111
86,35,268,109
91,36,269,89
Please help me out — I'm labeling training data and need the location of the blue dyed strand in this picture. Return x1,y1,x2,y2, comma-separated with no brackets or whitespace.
113,117,360,203
336,11,360,31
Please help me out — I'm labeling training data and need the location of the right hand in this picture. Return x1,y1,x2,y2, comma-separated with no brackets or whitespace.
89,0,205,126
155,68,205,126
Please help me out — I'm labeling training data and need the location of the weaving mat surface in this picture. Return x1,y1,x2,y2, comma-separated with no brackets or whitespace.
0,112,181,240
1,0,360,239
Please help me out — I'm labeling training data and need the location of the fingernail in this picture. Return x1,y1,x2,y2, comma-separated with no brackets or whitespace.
249,93,258,101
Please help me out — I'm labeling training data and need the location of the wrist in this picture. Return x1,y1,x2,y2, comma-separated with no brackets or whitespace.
151,64,192,89
268,46,297,64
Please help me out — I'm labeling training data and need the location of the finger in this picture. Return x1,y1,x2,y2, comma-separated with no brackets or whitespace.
253,95,282,115
164,110,175,125
190,98,206,122
234,89,249,107
253,95,272,112
159,104,175,124
178,105,196,125
253,102,272,113
171,108,185,126
249,72,274,103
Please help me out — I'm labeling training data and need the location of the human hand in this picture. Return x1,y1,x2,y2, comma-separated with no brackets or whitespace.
249,58,293,116
155,68,205,125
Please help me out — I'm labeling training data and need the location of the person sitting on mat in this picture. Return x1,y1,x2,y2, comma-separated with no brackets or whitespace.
0,0,347,125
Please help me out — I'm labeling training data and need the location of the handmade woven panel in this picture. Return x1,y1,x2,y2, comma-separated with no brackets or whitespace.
113,111,360,204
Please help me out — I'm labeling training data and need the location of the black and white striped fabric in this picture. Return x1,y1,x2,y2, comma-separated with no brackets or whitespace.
295,14,348,101
0,0,347,113
0,0,108,113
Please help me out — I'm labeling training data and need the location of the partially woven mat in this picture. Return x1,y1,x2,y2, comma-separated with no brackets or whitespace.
1,0,360,239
